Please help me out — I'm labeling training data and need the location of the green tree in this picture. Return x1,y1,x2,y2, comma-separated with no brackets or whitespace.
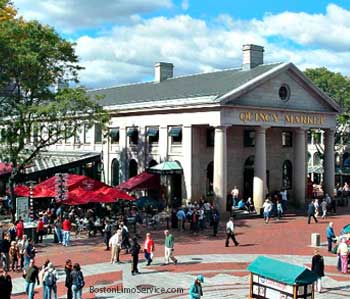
304,68,350,154
0,5,108,218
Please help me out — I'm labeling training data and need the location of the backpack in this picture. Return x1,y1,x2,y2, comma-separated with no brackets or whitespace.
75,271,85,289
45,271,57,287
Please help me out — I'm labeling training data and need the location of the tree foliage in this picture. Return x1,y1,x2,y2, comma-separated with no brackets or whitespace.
0,8,108,186
304,67,350,151
0,0,16,22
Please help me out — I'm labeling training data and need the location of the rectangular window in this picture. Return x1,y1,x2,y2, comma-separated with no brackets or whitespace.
95,124,102,143
147,127,159,144
244,130,255,147
282,131,293,147
109,128,119,144
83,124,92,144
206,128,214,147
169,127,182,144
314,132,321,145
127,127,139,145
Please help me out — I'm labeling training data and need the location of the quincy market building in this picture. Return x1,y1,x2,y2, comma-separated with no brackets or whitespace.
48,45,340,213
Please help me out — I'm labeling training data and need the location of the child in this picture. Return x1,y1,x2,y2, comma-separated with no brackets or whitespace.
9,241,20,271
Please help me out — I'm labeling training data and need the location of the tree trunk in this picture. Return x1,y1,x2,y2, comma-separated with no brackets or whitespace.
8,169,18,223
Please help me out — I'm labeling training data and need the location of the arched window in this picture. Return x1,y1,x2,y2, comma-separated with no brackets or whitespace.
129,159,138,178
111,159,119,186
313,152,321,166
282,160,292,189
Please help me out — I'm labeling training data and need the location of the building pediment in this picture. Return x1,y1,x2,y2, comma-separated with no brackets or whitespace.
219,63,340,114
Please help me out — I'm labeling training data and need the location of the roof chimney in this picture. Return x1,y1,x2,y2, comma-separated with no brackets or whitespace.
154,62,174,82
242,44,264,70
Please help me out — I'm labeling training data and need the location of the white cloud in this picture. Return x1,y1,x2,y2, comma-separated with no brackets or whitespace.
255,4,350,51
181,0,189,11
13,2,350,87
13,0,173,32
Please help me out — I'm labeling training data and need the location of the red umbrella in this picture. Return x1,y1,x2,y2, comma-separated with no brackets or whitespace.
14,174,134,203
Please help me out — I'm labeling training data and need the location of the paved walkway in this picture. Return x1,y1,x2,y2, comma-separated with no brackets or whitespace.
10,210,350,298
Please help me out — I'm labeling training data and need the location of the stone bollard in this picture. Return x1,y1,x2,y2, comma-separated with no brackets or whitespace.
311,233,320,247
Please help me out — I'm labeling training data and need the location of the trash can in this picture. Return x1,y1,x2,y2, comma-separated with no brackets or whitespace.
247,256,317,299
311,233,320,247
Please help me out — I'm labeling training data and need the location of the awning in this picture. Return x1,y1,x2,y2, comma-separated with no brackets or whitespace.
146,128,159,137
116,171,160,191
127,127,138,137
247,256,318,285
147,161,183,175
0,152,101,180
169,127,182,137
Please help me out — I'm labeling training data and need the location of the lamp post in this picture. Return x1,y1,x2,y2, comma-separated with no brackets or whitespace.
27,180,36,222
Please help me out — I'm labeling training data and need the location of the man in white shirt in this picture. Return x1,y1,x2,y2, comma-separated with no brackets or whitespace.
109,229,122,263
225,217,239,247
280,189,288,211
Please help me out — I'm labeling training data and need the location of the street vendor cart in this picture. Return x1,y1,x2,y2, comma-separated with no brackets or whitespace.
247,256,318,299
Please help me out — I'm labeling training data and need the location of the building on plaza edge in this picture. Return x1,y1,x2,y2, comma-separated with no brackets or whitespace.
41,44,340,213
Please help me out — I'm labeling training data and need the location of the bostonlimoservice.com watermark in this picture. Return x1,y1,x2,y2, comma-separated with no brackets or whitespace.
90,285,184,295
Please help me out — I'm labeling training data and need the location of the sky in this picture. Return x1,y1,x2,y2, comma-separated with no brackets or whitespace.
12,0,350,89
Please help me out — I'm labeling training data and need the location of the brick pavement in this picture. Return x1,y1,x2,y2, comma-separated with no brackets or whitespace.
9,210,350,298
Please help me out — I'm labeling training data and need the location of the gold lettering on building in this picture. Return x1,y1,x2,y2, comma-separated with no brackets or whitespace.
239,111,325,126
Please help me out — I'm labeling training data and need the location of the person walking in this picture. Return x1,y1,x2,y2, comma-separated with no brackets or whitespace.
225,217,239,247
189,275,204,299
62,217,72,247
326,222,336,252
36,218,45,243
120,222,131,253
311,249,324,293
109,229,122,264
24,259,39,299
176,208,186,231
0,267,12,299
64,259,73,299
16,217,24,240
321,198,328,219
24,239,36,270
42,262,58,299
9,241,20,272
144,233,155,266
53,218,62,244
211,208,220,237
70,263,84,299
307,200,318,224
337,238,349,274
0,234,10,272
164,230,178,265
130,237,141,275
103,220,112,251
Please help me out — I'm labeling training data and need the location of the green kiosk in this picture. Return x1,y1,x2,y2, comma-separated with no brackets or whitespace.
247,256,318,299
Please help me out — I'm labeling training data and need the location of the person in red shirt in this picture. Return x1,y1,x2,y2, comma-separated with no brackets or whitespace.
62,217,71,247
36,218,45,243
16,218,24,240
144,233,155,266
